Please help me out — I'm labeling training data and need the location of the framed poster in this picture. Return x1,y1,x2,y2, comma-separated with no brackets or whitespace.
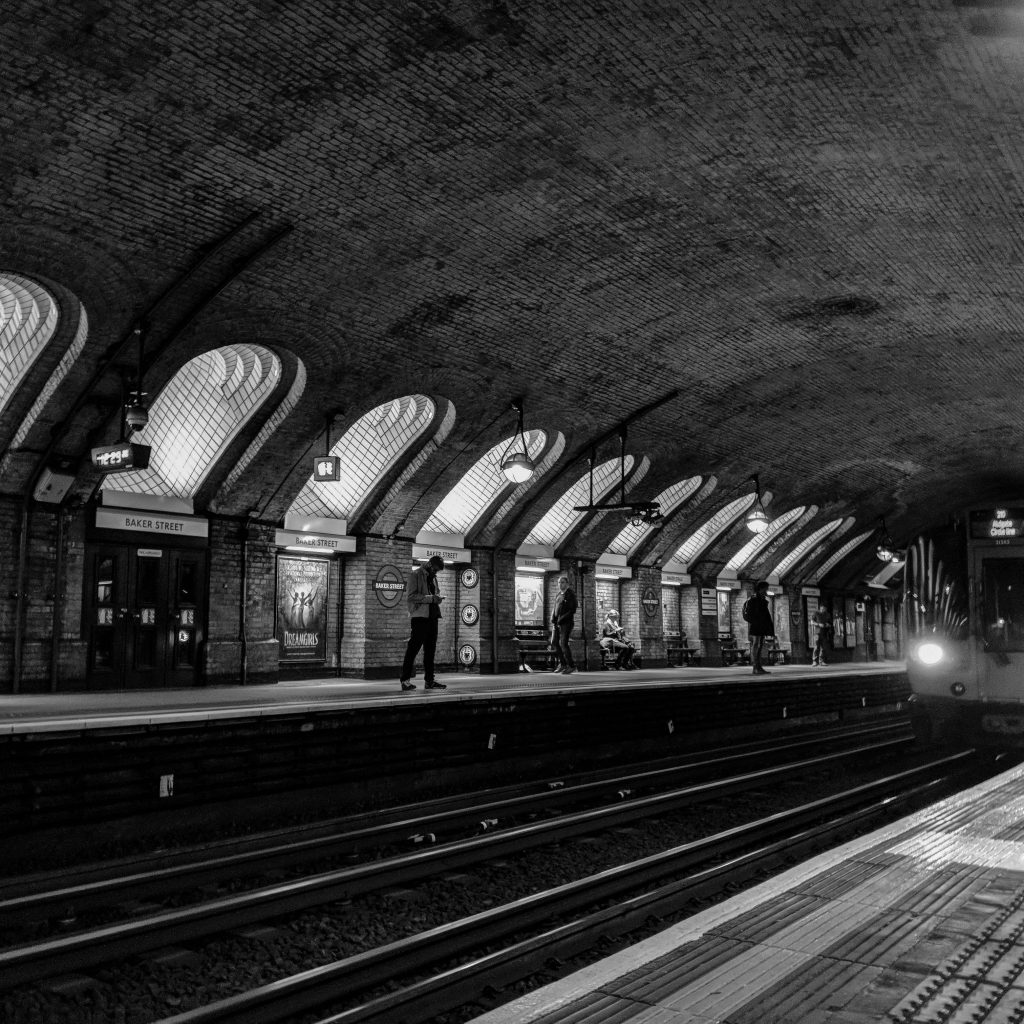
515,573,545,626
276,555,330,662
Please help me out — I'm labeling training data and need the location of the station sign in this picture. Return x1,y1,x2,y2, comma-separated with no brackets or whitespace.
275,529,356,553
661,571,690,586
412,543,470,564
96,506,208,538
515,555,560,573
91,442,151,472
970,509,1024,541
595,562,632,579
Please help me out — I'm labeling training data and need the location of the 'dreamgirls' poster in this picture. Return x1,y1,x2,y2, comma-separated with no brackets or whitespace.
276,556,329,662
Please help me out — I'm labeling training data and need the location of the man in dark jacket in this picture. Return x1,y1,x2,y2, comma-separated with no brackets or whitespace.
400,555,448,691
746,580,775,675
550,575,578,674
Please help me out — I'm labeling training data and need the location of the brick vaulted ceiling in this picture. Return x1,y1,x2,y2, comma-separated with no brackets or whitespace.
2,1,1024,566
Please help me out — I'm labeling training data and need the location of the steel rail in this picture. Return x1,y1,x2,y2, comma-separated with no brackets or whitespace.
0,735,918,990
0,720,911,921
151,751,980,1024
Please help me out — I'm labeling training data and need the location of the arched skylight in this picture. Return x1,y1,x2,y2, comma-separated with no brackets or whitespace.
11,303,87,449
726,505,810,571
114,345,282,498
223,360,306,492
422,428,547,536
290,394,436,520
605,475,702,557
0,274,60,422
809,530,874,584
672,492,758,567
770,517,849,580
525,456,633,549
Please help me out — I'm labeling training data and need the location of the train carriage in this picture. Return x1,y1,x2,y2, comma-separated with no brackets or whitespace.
906,505,1024,747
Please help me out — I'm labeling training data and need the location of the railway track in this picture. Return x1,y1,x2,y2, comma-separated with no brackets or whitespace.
0,721,968,1024
151,750,989,1024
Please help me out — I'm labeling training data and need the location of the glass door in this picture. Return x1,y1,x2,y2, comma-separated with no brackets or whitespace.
87,544,206,689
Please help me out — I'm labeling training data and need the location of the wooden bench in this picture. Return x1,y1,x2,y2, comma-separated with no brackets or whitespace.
720,636,750,666
514,626,556,672
765,643,790,665
665,636,702,666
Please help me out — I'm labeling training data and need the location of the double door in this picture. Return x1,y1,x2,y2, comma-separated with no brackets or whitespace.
87,544,206,689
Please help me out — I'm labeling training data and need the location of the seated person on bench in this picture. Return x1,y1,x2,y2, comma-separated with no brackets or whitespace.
600,609,637,669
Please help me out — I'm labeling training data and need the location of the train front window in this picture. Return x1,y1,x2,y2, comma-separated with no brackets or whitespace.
982,559,1024,650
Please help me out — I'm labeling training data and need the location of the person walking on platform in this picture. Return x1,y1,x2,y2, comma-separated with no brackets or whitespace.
810,604,831,666
745,580,775,675
550,575,578,674
400,555,448,691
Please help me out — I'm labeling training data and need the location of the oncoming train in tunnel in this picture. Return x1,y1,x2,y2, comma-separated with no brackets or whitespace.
906,503,1024,748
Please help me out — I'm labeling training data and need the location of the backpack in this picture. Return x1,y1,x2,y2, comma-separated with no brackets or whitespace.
742,598,752,622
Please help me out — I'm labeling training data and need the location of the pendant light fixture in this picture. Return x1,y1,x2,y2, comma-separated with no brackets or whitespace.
500,398,535,483
876,516,897,562
745,474,770,533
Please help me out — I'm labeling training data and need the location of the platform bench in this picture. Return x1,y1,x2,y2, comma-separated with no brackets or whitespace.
765,644,790,665
514,626,555,672
720,637,750,666
666,639,702,666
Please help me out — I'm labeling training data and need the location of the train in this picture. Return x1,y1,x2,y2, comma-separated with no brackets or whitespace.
905,504,1024,747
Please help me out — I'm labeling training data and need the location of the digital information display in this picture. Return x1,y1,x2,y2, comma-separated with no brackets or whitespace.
969,509,1024,540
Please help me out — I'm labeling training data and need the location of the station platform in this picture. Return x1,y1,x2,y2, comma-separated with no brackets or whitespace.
474,758,1024,1024
0,661,905,735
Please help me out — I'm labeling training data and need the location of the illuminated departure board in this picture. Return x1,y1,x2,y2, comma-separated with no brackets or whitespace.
969,509,1024,540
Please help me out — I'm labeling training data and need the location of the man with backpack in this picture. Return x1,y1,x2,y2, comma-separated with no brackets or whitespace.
743,581,775,675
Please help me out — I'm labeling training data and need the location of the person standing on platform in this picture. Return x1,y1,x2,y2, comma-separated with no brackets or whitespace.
811,604,831,666
745,580,775,675
400,555,448,692
550,575,578,674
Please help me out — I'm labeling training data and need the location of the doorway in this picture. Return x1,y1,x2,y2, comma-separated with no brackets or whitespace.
86,543,206,689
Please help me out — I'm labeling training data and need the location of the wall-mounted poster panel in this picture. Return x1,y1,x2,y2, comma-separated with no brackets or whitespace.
276,555,330,662
700,588,718,616
515,573,545,626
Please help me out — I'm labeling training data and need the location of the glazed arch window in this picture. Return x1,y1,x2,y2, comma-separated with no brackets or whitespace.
289,394,438,520
524,456,633,549
809,531,874,585
422,428,548,536
113,344,284,498
605,475,703,557
770,517,851,581
725,505,810,572
671,492,761,568
0,274,66,429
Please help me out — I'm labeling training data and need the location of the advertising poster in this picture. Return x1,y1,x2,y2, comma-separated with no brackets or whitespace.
276,556,330,662
515,574,545,626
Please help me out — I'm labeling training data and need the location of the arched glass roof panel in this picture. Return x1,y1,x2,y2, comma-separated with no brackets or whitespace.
770,517,847,580
726,505,809,571
114,344,281,498
672,492,757,567
11,302,87,449
606,475,702,557
222,359,306,492
289,394,436,520
422,428,547,536
809,530,875,583
525,456,633,549
0,274,60,421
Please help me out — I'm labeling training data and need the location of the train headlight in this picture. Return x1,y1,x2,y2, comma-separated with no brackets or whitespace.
917,642,944,665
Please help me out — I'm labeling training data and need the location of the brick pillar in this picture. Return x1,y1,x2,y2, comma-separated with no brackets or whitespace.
620,566,665,665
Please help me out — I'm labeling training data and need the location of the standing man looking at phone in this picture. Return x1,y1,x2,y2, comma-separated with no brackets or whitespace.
400,555,448,691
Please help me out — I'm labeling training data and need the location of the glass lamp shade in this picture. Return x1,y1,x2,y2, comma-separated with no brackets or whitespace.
745,507,769,533
124,404,149,432
876,543,895,562
501,450,535,483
